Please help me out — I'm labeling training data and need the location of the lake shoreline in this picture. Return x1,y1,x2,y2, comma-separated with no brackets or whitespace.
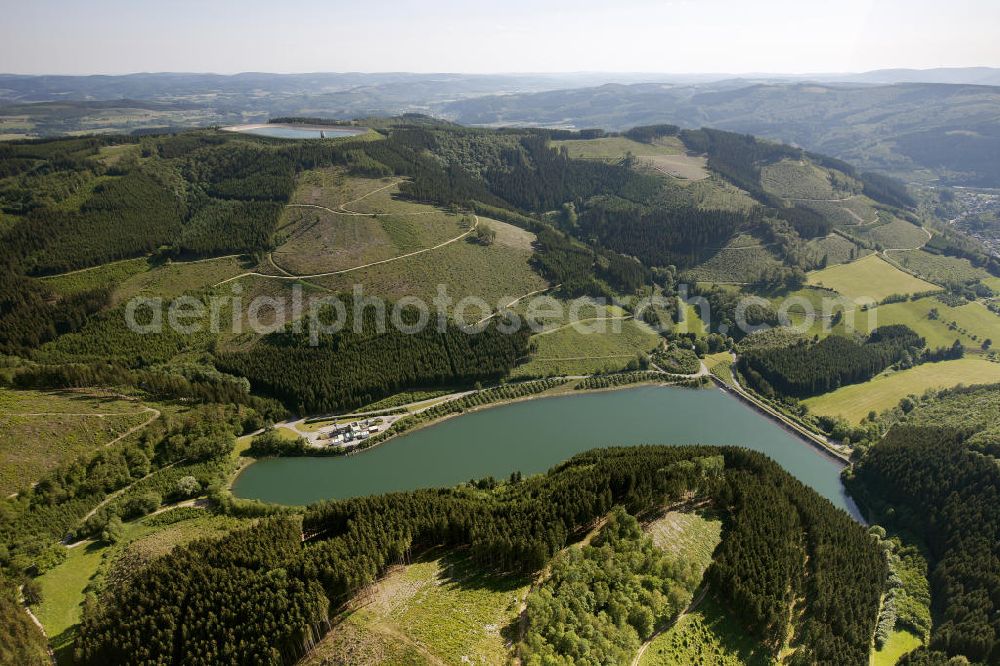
228,378,691,488
707,374,852,465
232,383,861,519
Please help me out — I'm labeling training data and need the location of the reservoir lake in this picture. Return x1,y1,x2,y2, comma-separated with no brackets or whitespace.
231,125,365,139
233,386,862,519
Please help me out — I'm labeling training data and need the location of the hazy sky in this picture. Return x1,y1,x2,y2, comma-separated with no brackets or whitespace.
2,0,998,75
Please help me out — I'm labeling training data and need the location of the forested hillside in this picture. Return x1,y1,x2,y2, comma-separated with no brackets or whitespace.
850,398,1000,664
6,74,1000,185
72,446,882,666
216,302,531,413
739,325,925,397
444,81,1000,186
0,120,898,400
1,117,991,666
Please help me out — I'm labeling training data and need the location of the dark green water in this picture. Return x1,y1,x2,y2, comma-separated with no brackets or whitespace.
233,386,861,519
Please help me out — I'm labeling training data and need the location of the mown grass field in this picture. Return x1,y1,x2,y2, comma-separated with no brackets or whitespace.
872,629,922,666
679,302,708,337
848,297,999,350
807,255,939,302
803,358,1000,423
891,249,990,284
31,541,105,657
311,552,528,665
639,594,772,666
0,389,152,496
272,426,302,441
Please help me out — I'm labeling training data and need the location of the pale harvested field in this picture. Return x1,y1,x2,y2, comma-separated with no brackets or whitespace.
645,153,710,180
553,135,708,180
274,173,467,275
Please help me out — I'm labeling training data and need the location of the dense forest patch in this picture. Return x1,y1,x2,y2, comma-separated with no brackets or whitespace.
215,299,532,413
850,409,1000,663
740,324,924,398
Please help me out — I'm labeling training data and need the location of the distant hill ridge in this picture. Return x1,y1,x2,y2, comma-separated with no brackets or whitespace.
3,70,1000,185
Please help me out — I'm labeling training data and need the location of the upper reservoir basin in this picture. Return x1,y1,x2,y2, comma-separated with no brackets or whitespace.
233,385,861,519
224,124,367,139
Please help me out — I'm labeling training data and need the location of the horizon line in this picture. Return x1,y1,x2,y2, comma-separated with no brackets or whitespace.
2,65,1000,78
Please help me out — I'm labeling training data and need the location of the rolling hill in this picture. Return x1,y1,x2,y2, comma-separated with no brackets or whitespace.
0,116,997,666
444,81,1000,186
